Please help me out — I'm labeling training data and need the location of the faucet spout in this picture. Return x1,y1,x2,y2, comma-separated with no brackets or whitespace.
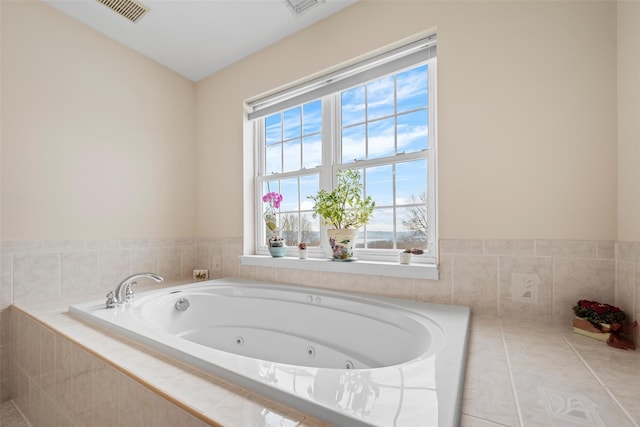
113,272,164,305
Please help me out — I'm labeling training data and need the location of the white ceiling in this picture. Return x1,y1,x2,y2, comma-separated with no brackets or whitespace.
43,0,358,82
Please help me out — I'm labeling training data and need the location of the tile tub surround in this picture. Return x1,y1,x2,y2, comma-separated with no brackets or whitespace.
1,238,200,310
1,238,635,325
197,238,625,325
6,298,640,427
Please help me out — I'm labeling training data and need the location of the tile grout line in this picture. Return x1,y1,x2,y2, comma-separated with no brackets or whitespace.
561,335,639,427
498,318,525,427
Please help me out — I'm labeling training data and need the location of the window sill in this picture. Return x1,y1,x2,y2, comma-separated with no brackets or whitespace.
239,255,439,280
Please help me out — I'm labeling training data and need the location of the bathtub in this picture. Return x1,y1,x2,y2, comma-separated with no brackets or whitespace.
69,278,470,426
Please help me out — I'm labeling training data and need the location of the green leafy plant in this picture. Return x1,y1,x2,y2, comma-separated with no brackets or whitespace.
308,169,375,229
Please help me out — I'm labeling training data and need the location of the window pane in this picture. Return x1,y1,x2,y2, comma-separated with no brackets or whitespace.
396,160,427,205
265,114,282,145
342,124,366,163
300,174,319,210
301,213,321,246
303,100,322,135
341,86,365,126
397,64,428,112
364,208,394,249
302,134,322,169
283,107,301,140
280,213,299,246
397,206,428,250
367,117,395,159
367,76,395,120
283,139,301,172
365,165,393,206
280,177,299,212
397,110,428,152
265,144,281,174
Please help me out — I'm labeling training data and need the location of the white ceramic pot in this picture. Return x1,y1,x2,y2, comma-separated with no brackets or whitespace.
327,228,358,260
399,252,412,265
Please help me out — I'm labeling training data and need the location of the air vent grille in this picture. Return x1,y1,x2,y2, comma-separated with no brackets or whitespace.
282,0,325,16
97,0,149,23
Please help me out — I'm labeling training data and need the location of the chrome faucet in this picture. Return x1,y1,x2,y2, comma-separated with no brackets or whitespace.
106,273,164,308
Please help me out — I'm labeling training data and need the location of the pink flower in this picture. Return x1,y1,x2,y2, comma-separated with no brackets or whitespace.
262,192,283,210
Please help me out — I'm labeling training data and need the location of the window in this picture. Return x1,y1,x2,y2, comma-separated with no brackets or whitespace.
247,35,437,265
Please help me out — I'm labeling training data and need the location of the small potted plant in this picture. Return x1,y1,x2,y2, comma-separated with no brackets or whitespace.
262,191,286,257
308,169,375,260
298,242,308,259
572,300,637,349
399,248,424,264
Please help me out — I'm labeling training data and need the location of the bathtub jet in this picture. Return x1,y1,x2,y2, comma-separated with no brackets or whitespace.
70,277,470,427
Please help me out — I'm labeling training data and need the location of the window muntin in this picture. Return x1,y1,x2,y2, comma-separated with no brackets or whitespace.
255,61,435,263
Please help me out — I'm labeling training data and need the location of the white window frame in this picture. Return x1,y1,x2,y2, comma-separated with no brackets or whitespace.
241,35,439,280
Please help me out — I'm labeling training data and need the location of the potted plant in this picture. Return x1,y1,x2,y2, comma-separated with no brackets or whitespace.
308,169,375,260
572,300,637,350
399,248,424,265
298,242,308,259
262,191,286,257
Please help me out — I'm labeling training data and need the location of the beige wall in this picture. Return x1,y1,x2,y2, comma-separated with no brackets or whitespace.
617,0,640,242
197,0,618,240
1,0,197,240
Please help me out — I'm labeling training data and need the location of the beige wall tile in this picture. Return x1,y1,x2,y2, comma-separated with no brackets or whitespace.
440,240,483,255
24,318,41,380
483,239,535,256
254,266,277,283
54,335,74,416
596,240,616,259
618,241,640,264
92,360,120,427
60,251,99,296
615,261,635,319
453,256,499,315
45,240,85,252
499,256,553,321
70,349,93,426
131,248,159,275
536,239,597,258
39,327,55,397
553,259,615,324
222,246,240,278
1,254,13,309
98,250,131,290
119,376,156,427
158,247,181,281
13,253,60,301
181,246,197,279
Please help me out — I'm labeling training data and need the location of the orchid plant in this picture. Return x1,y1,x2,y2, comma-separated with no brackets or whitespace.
262,191,284,247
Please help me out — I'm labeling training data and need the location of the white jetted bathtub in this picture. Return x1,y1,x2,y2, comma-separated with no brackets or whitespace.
69,278,470,426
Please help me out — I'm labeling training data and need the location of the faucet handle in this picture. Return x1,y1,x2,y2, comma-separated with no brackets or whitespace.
125,281,136,301
105,291,118,309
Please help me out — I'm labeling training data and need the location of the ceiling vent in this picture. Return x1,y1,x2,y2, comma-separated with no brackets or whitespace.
96,0,149,23
282,0,325,16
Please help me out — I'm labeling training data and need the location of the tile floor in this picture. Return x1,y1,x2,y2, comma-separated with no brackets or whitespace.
461,316,639,427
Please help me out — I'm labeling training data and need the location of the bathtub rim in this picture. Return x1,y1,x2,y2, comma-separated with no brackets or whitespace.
69,277,471,427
